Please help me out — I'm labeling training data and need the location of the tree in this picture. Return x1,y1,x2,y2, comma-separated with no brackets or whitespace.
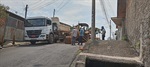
0,4,9,27
0,4,9,18
0,4,9,47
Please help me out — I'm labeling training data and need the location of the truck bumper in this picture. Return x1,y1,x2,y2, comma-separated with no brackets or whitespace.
24,34,48,41
25,38,47,41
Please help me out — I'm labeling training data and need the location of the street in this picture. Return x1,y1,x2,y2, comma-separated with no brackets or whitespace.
0,43,78,67
1,0,150,67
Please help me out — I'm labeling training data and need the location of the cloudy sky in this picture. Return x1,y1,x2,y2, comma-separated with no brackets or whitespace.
0,0,117,39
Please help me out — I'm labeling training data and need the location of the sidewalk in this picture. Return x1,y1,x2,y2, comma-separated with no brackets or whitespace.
74,40,142,67
83,40,138,57
0,41,29,49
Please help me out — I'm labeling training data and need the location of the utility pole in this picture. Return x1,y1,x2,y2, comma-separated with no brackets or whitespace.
91,0,96,42
53,9,55,17
25,5,28,19
110,20,112,40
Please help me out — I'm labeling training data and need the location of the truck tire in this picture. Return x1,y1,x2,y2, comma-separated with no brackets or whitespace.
30,41,36,44
48,34,54,44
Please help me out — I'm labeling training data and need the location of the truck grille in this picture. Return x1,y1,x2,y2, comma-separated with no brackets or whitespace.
26,30,42,38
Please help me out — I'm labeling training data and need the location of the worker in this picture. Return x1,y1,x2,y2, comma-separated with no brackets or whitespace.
101,26,106,40
71,26,78,45
78,27,84,45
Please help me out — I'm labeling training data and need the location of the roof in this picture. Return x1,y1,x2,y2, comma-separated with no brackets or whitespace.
6,11,25,21
27,16,50,20
111,17,122,26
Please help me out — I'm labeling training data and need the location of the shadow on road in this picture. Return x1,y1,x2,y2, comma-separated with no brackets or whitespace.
18,42,50,47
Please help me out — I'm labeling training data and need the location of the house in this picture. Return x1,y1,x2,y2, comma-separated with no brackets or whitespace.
111,0,150,66
0,11,25,46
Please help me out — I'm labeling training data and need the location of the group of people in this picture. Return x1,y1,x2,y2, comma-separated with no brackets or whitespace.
71,26,106,45
71,26,84,45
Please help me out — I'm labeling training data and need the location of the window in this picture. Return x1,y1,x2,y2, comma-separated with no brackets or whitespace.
26,18,45,27
47,20,51,25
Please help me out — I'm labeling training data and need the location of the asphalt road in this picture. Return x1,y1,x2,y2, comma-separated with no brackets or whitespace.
0,43,78,67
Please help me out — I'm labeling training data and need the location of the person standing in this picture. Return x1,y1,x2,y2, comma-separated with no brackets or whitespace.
78,27,84,45
101,26,106,40
71,27,78,45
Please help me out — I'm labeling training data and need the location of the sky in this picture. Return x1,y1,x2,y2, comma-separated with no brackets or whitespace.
0,0,118,39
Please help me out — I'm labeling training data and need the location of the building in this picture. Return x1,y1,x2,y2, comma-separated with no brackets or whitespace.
112,0,150,67
0,11,25,46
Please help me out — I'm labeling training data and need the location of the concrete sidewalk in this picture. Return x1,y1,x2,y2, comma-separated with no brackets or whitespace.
74,40,142,67
83,40,138,57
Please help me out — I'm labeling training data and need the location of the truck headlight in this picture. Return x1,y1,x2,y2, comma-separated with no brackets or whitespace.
40,35,45,37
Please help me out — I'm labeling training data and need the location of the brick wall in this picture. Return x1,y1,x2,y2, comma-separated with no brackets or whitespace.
125,0,150,66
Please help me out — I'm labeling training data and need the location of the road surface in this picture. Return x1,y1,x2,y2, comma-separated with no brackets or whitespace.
0,43,78,67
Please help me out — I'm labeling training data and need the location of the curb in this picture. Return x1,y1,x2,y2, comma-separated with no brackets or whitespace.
69,50,81,67
69,44,86,67
0,42,29,49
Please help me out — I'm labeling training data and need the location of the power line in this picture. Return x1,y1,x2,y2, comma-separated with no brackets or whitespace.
29,0,46,9
102,0,111,18
56,0,65,8
28,0,42,7
21,0,46,10
99,0,112,39
107,0,115,15
29,0,59,10
99,0,110,25
33,0,58,9
56,0,71,13
30,1,54,10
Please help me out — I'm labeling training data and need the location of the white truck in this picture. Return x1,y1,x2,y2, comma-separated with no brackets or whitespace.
25,17,71,44
24,16,59,44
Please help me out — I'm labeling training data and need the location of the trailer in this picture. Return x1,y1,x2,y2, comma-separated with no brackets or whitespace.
0,11,25,47
51,17,71,42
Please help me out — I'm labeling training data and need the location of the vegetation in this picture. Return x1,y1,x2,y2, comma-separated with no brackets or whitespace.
0,4,9,18
122,35,128,41
0,4,9,46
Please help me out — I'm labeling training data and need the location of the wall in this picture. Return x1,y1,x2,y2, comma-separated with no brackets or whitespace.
0,18,6,45
125,0,150,66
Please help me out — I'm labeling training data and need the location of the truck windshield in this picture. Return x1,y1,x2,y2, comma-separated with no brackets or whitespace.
25,19,45,27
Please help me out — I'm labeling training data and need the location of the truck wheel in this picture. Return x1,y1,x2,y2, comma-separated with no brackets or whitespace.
48,34,54,44
30,41,36,44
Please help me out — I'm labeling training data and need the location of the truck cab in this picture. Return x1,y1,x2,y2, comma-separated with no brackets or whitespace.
24,17,58,44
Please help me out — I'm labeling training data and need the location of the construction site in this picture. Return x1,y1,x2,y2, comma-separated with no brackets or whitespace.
0,0,150,67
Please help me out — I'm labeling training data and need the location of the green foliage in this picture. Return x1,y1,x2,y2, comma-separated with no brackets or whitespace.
88,27,101,34
135,41,140,50
122,35,128,41
0,4,9,18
